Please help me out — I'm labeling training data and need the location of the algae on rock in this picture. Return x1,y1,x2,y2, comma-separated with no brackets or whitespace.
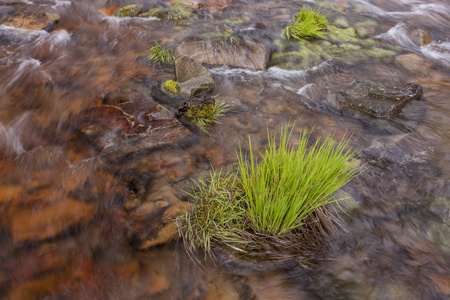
113,5,142,17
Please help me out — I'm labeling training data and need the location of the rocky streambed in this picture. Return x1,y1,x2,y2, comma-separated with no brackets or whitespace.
0,0,449,299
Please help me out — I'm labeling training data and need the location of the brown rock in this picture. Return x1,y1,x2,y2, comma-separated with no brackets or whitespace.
0,185,25,204
78,99,179,139
113,261,139,286
396,53,432,75
410,29,432,46
175,55,212,83
125,201,192,250
337,82,423,118
147,270,170,295
168,0,202,10
3,244,70,284
6,274,59,300
3,12,59,31
175,40,269,70
179,75,215,96
3,199,96,243
203,0,233,10
98,6,120,16
431,274,450,295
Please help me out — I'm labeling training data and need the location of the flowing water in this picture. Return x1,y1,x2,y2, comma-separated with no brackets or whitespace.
0,0,449,299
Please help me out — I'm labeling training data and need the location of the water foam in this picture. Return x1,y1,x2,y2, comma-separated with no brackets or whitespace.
210,63,330,81
35,29,71,52
375,23,418,50
4,58,41,90
0,113,30,156
421,41,450,67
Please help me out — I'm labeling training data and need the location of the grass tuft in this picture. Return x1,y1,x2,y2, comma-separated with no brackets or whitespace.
238,124,360,236
147,41,175,64
179,123,362,256
149,1,192,20
179,169,248,253
186,98,230,132
284,6,329,40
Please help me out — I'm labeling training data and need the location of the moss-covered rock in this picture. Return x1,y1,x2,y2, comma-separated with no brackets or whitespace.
355,20,378,37
163,80,180,94
113,4,142,17
328,25,362,43
185,102,215,118
333,17,349,28
271,21,398,70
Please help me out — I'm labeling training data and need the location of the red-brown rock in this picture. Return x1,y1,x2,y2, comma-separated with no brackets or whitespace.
2,12,59,31
2,199,96,243
175,40,269,70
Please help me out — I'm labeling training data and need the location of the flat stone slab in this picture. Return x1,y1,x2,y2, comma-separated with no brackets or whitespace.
337,82,423,118
175,55,212,83
79,99,178,137
175,40,269,70
2,11,59,31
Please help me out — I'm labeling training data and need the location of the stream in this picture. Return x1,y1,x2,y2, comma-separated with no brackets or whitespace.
0,0,449,299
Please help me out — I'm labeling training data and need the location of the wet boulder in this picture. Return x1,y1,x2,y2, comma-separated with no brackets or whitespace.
396,53,432,75
175,55,215,97
2,11,60,31
409,28,432,46
113,4,142,17
2,199,96,243
79,99,178,138
337,82,423,118
179,76,215,97
177,96,216,119
175,40,269,70
168,0,203,10
175,55,212,83
125,201,192,250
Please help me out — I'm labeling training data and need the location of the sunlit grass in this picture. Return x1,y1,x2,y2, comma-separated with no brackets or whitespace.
238,124,360,235
147,41,175,64
163,79,180,94
149,1,192,20
186,98,230,133
284,6,329,40
179,123,362,255
179,169,248,253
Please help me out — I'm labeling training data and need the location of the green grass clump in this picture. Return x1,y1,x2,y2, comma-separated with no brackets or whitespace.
180,170,248,252
179,124,361,255
163,79,180,94
149,1,192,20
186,98,230,132
147,41,175,64
172,1,192,19
238,125,360,236
113,4,142,17
284,6,329,40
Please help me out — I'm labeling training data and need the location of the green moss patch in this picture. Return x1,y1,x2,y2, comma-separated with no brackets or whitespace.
113,5,142,17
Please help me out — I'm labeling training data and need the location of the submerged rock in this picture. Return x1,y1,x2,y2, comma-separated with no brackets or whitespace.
177,96,216,119
271,23,397,70
396,53,432,75
2,11,60,31
409,28,432,46
79,99,178,138
179,75,215,97
2,199,96,243
175,40,269,70
113,4,142,17
337,82,423,118
126,201,192,250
